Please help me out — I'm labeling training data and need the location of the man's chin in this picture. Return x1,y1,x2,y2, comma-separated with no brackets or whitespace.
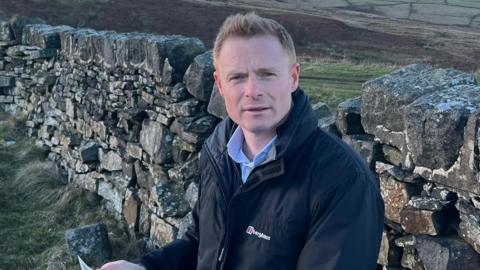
241,124,276,136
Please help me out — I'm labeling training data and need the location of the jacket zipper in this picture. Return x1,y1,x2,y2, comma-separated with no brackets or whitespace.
204,147,230,270
205,146,284,270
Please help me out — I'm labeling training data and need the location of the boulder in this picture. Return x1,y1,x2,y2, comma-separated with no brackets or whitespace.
336,96,365,136
0,21,14,42
405,84,480,169
99,150,123,172
456,198,480,254
184,51,215,102
22,24,73,49
150,180,190,218
207,84,227,119
79,141,100,164
361,64,475,134
65,223,112,265
150,215,177,247
140,119,173,164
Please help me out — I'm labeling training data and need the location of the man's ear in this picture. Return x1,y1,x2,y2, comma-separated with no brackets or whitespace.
290,63,300,92
213,70,224,97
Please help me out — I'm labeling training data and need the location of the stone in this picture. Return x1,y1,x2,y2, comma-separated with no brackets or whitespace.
127,142,143,160
171,98,202,117
169,82,190,102
361,64,475,134
90,30,118,67
407,195,455,211
99,150,123,172
377,231,402,267
122,162,135,182
0,76,15,87
185,182,199,209
184,115,218,134
207,84,227,119
400,246,424,270
22,24,73,49
123,189,139,234
79,141,100,164
115,32,150,68
379,170,421,223
168,154,200,183
336,96,365,136
71,171,101,192
6,45,57,60
184,51,214,102
66,98,75,118
176,212,193,240
415,235,480,270
413,110,480,196
404,84,480,170
150,215,177,247
139,119,173,164
342,134,381,169
399,207,451,235
144,35,205,82
98,180,124,214
0,95,14,103
134,160,152,189
65,223,112,265
162,35,206,78
59,28,95,59
380,145,401,167
139,204,151,236
150,181,190,218
430,187,457,201
0,21,14,41
9,15,45,43
312,101,337,134
456,198,480,254
162,58,176,85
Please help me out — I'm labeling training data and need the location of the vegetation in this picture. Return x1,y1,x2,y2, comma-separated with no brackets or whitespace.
0,114,143,270
299,57,396,110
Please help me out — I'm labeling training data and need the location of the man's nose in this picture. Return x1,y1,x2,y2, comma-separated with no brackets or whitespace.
244,76,262,98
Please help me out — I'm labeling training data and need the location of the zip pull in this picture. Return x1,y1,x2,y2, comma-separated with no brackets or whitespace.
218,247,225,262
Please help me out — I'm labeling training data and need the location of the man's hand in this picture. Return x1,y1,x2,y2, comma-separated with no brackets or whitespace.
98,260,146,270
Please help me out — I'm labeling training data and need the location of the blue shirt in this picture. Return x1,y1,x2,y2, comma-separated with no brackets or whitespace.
226,126,277,183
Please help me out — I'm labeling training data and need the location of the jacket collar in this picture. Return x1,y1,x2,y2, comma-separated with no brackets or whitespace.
205,88,318,167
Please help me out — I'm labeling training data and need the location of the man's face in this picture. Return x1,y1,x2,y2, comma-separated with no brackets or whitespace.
213,35,300,138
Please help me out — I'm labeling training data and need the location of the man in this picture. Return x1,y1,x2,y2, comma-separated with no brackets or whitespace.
100,12,384,270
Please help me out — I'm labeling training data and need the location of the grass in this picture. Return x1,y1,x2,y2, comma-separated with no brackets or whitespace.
299,57,396,110
0,114,144,269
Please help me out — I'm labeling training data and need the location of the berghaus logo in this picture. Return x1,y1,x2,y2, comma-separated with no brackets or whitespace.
246,226,271,241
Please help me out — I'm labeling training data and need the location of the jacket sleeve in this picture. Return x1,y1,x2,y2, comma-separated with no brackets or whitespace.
139,183,201,270
296,170,384,270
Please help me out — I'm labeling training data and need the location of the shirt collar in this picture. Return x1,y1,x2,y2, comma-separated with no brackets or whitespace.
227,126,277,166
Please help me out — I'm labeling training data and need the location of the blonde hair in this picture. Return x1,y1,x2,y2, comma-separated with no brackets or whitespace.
213,12,297,69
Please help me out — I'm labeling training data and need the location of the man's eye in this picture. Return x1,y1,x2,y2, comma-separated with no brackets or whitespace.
230,76,244,81
261,73,275,78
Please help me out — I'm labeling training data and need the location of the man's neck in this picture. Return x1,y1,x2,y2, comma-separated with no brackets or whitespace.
242,129,276,161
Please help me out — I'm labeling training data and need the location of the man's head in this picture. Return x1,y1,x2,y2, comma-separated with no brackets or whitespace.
213,12,300,139
213,12,297,69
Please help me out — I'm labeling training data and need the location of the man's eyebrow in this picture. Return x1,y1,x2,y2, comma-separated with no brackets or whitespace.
226,70,247,77
255,67,279,73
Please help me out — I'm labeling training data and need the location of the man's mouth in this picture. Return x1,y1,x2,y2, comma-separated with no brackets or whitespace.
243,106,269,112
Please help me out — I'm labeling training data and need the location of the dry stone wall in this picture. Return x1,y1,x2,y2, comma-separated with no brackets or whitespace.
0,17,224,249
338,64,480,269
1,16,480,269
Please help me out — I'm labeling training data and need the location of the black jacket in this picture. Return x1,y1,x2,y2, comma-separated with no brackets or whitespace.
141,89,384,270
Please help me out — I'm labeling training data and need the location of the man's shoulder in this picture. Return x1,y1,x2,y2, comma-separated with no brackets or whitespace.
305,128,374,186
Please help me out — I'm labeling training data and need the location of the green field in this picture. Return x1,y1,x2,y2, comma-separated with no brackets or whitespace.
299,61,396,110
299,60,480,111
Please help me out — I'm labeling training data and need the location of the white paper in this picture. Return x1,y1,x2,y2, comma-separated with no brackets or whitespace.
77,255,94,270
